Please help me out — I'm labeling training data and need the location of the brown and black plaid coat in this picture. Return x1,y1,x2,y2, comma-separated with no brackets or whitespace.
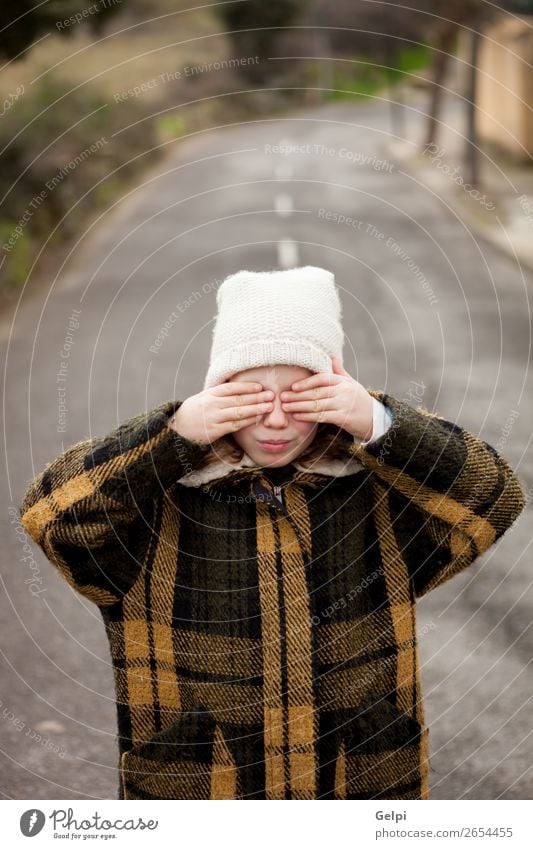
19,388,525,800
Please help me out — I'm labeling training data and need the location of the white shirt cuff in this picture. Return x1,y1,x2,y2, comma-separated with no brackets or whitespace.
353,398,393,446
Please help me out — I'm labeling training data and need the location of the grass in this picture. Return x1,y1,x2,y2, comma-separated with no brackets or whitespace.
324,44,431,102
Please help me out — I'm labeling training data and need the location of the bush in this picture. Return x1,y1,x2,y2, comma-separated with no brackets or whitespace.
325,44,430,102
0,72,162,294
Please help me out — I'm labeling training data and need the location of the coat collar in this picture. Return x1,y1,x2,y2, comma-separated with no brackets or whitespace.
177,429,366,491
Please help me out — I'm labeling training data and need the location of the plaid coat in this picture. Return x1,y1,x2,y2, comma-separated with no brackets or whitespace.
19,388,525,800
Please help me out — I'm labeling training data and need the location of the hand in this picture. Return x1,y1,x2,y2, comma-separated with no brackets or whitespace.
168,381,275,445
280,356,374,441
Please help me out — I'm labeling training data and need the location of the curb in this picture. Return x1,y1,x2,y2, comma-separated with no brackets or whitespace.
383,137,533,273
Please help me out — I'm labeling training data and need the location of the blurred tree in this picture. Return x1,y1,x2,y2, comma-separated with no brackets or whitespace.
304,1,435,112
307,0,431,104
419,1,533,183
417,1,500,151
215,0,307,82
311,0,429,61
0,0,125,60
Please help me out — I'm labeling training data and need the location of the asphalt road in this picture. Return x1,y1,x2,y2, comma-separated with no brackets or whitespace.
1,97,531,800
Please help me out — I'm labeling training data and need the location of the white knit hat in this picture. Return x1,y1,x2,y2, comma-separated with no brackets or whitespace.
203,265,344,389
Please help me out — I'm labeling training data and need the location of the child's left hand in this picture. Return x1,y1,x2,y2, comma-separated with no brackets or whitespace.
280,356,374,441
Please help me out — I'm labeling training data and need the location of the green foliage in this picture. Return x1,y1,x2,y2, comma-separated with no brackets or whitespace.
386,43,431,82
155,115,188,142
325,44,430,102
0,73,160,291
0,220,32,289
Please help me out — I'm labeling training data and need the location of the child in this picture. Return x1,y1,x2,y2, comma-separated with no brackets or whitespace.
19,266,525,800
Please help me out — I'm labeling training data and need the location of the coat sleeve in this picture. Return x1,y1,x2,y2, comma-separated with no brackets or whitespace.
18,399,212,607
352,397,393,446
349,388,526,598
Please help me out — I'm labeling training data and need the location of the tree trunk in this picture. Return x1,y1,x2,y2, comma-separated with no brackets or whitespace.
465,24,481,187
386,39,405,139
424,23,459,149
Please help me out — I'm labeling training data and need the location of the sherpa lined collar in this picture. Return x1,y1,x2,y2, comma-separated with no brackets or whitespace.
177,430,365,490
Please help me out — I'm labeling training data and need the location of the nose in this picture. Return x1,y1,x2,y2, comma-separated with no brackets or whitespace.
262,393,289,428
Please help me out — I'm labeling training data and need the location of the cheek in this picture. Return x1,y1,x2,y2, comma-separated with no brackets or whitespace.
294,420,317,438
231,430,247,449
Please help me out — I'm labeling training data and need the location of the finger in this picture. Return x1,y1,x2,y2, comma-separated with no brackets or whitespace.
293,411,329,423
289,373,340,392
216,381,264,394
219,400,273,421
219,390,273,407
284,399,333,413
228,412,271,431
281,387,335,401
282,399,328,411
332,355,350,377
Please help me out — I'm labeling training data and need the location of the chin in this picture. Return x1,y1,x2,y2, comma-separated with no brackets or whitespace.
262,455,294,466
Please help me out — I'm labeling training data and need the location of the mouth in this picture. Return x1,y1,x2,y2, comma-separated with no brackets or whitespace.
258,439,292,451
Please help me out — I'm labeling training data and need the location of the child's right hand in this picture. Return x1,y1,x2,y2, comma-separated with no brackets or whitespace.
168,381,275,445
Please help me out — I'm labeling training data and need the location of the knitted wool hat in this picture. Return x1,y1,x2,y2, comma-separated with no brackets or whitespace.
203,265,344,389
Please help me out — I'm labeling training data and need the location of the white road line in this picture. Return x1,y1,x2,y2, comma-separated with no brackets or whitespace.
274,193,294,217
274,163,293,180
275,140,298,267
278,238,299,268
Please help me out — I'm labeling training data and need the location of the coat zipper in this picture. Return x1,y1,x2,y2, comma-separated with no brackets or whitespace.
261,477,312,800
249,473,310,566
272,484,283,504
259,478,310,569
